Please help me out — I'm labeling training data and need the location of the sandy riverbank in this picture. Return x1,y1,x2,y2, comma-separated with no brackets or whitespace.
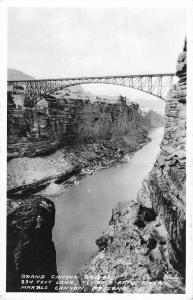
7,132,150,191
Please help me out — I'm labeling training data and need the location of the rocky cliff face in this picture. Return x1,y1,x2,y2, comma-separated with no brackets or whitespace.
78,42,186,293
137,41,186,276
7,195,58,292
7,98,153,160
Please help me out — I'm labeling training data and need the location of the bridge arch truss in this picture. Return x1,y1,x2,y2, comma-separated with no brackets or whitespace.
8,73,176,107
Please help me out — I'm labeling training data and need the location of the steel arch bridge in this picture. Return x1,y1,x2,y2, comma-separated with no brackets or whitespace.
8,73,176,107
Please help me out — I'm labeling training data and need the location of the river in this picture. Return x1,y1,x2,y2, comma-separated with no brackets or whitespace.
52,127,164,289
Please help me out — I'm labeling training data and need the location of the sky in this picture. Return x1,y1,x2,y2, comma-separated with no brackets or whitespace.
8,5,186,105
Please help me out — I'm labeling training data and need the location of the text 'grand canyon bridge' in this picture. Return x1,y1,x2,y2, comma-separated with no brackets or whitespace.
8,73,176,107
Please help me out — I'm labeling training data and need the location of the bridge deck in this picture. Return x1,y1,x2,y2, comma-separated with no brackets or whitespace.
7,73,176,83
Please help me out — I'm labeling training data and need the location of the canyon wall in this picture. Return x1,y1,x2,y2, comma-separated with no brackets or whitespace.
137,42,186,276
78,43,186,293
7,195,58,292
7,97,152,160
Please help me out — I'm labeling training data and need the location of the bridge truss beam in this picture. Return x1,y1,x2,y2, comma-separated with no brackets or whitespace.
8,73,176,107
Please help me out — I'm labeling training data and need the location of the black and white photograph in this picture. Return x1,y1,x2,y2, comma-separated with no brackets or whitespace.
0,0,192,298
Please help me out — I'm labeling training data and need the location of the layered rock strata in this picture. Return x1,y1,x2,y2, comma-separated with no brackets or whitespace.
7,96,161,160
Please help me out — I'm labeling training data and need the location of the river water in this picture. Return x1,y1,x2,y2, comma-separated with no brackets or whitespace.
52,127,163,286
